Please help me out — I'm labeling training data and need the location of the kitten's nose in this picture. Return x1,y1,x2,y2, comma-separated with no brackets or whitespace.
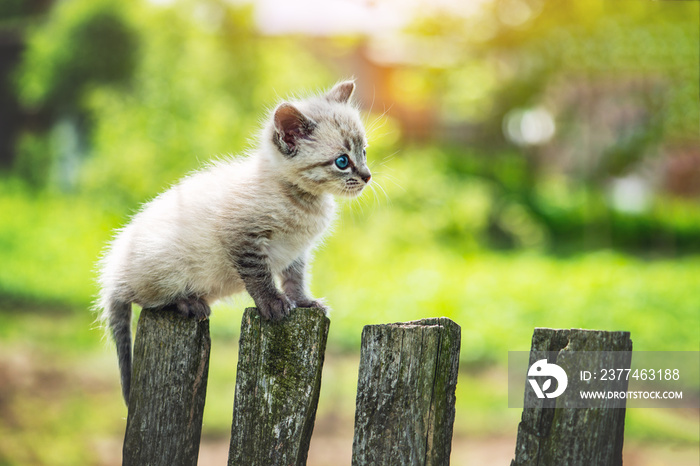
359,169,372,184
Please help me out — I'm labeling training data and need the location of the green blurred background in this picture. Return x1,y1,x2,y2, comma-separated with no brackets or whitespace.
0,0,698,464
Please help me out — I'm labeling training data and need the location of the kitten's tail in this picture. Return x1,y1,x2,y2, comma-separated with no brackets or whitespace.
107,298,133,406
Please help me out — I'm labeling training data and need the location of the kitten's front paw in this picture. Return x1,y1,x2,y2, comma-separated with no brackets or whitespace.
294,297,329,314
256,294,293,321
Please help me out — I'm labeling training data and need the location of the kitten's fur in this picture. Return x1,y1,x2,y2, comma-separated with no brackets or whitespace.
97,81,370,405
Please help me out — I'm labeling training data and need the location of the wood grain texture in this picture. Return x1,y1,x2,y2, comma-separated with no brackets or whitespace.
228,307,330,466
352,317,461,466
511,328,633,466
122,306,211,466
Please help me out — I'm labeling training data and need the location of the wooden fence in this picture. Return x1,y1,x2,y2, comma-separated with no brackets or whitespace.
121,307,631,466
511,328,631,466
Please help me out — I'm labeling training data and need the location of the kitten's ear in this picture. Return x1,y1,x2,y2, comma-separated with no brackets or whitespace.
273,103,316,156
326,80,355,104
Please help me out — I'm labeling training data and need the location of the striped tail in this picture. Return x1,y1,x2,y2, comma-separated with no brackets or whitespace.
108,299,133,406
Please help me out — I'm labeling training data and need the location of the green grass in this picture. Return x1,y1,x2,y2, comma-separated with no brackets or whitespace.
1,152,699,362
0,181,118,307
1,148,698,356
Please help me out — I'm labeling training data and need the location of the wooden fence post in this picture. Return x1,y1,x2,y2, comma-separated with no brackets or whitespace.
228,307,330,466
122,306,211,466
511,328,633,466
352,317,461,466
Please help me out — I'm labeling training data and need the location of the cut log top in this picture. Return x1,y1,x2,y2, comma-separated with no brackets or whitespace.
531,327,632,352
353,316,461,466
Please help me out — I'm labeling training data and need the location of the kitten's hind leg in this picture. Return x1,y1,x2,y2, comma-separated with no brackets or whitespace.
174,295,211,321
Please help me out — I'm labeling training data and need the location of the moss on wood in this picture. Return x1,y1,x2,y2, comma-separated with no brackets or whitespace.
228,307,330,466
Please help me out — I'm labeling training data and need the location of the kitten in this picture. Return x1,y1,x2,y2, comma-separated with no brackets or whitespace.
96,81,370,404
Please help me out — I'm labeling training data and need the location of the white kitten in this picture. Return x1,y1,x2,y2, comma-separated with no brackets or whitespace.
96,81,370,404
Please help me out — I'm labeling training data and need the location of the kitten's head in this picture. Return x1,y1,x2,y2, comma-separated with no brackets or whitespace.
267,80,371,197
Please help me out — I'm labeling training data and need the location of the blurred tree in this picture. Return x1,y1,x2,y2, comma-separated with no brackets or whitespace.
0,0,53,168
405,0,699,253
13,0,138,189
17,2,138,111
11,0,331,201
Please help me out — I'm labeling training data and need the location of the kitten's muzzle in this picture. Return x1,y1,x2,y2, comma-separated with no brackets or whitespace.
357,168,372,184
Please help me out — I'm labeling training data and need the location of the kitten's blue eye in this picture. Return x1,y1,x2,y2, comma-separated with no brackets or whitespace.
335,155,350,169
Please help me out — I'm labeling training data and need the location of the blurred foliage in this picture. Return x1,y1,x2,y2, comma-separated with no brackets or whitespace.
0,180,114,305
411,0,698,141
16,0,138,111
403,0,700,252
439,145,700,253
1,148,698,356
4,0,699,251
10,0,332,203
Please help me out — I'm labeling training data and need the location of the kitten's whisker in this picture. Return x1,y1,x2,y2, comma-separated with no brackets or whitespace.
365,111,383,132
366,105,393,136
368,151,400,172
374,173,404,194
368,183,382,210
372,104,393,127
366,129,394,142
353,192,365,216
368,179,391,206
379,150,400,164
385,178,405,193
374,180,391,204
367,126,390,142
366,86,376,121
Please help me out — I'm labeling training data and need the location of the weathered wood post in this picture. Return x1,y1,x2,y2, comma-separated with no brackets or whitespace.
122,306,211,466
511,328,633,466
228,307,330,466
352,317,461,466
